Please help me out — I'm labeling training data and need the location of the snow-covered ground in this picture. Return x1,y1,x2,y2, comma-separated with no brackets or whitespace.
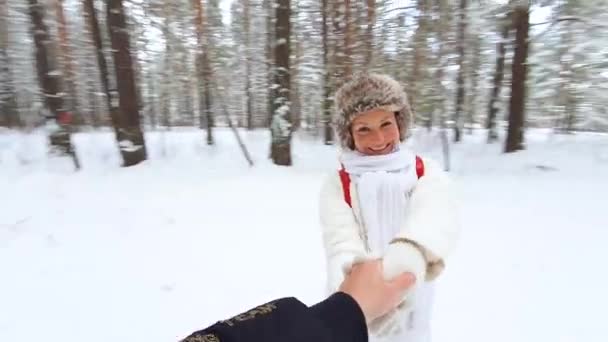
1,127,607,342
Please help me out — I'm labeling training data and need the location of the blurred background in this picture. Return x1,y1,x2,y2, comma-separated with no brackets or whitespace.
0,0,607,341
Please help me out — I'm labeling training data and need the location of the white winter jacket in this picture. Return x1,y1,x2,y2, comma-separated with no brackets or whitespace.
318,156,460,335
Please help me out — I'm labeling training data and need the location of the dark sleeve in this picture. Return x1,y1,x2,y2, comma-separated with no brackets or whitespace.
309,292,368,342
180,292,368,342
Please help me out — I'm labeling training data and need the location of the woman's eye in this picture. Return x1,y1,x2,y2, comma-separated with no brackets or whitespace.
381,121,392,127
357,127,370,133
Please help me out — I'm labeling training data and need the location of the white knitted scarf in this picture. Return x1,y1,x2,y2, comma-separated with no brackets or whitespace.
340,146,418,253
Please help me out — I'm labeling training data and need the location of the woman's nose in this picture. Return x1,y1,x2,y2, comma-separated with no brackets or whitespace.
369,129,384,144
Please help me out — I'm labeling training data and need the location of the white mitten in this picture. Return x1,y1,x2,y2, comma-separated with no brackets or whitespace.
382,240,427,305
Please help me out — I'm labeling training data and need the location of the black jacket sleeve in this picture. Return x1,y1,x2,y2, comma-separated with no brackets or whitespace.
180,292,368,342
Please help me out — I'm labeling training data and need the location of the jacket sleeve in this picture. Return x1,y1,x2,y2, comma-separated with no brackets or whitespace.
180,293,368,342
319,172,369,294
383,157,460,283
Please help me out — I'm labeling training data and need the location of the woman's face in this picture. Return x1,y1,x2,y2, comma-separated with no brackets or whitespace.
351,109,401,156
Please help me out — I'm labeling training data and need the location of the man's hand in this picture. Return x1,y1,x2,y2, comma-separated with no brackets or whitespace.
338,259,416,322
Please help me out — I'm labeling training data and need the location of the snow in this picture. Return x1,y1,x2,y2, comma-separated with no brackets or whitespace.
118,139,143,153
46,70,63,77
1,127,607,342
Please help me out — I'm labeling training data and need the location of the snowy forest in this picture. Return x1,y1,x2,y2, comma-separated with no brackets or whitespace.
1,0,607,169
2,1,608,342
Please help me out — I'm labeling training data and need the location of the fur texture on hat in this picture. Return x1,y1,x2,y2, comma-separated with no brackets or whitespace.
333,72,413,150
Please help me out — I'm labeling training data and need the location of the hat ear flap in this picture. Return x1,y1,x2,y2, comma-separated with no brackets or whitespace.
346,128,355,150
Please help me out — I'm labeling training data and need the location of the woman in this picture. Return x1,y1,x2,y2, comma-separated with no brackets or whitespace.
319,72,460,341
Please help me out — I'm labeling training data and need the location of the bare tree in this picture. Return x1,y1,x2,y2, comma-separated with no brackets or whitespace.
54,0,81,124
83,0,142,166
243,0,254,130
344,0,353,77
331,0,347,82
453,0,467,142
0,0,19,127
505,4,529,153
140,0,157,130
432,0,451,171
411,0,430,119
487,15,510,143
270,0,292,166
290,3,302,131
555,0,578,133
107,0,147,165
192,0,214,144
159,0,173,130
263,0,274,128
321,0,333,144
28,0,79,168
364,0,376,68
467,31,482,134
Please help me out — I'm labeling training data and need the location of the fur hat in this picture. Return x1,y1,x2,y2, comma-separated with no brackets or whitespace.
333,72,413,150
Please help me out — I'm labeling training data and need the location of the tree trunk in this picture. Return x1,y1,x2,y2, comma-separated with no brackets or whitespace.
107,0,147,165
411,0,429,118
0,0,19,128
364,0,376,68
160,1,173,130
331,0,352,80
54,0,82,125
81,2,101,128
375,10,388,72
85,0,138,165
321,0,333,144
487,18,510,143
264,0,274,128
192,0,214,144
193,0,204,130
270,0,292,166
331,0,342,82
202,6,213,144
453,0,467,142
85,70,100,127
244,0,254,130
290,25,302,132
467,33,481,134
147,71,157,129
175,5,193,126
344,0,352,76
505,6,529,153
141,1,156,130
28,0,79,168
160,53,170,129
556,2,576,134
210,77,255,167
434,0,451,171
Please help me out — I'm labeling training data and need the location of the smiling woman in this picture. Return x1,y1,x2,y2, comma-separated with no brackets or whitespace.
318,72,460,342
